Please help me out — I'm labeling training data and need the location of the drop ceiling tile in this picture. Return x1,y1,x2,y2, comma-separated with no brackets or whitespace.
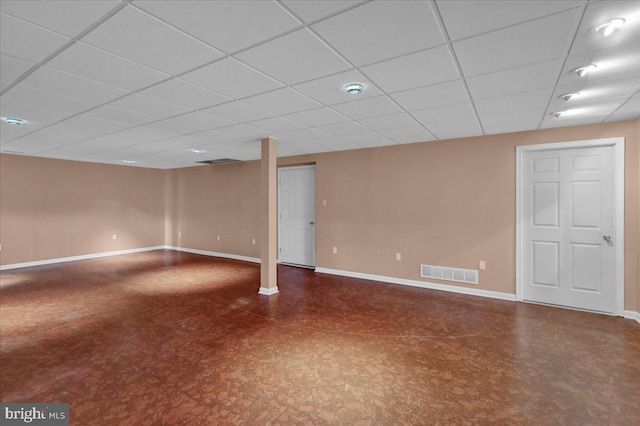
359,113,418,132
340,132,395,148
3,121,109,153
84,106,157,127
332,96,402,120
285,108,349,127
550,73,640,109
282,1,364,23
202,101,273,122
453,9,581,77
82,6,222,76
0,0,119,37
412,102,476,125
106,93,190,119
1,119,40,145
557,43,640,86
480,108,545,135
63,114,129,134
243,88,321,116
466,58,564,99
152,112,235,134
425,117,483,140
140,79,231,110
20,66,129,104
236,29,350,85
110,126,175,145
277,141,311,157
0,12,70,62
47,42,170,91
293,69,382,105
541,113,609,129
2,85,98,116
475,88,553,117
616,93,640,113
215,124,265,139
274,128,330,142
136,1,299,54
0,53,35,90
180,58,282,99
308,137,360,152
606,109,640,123
378,126,436,144
249,117,305,133
0,101,72,137
547,96,628,119
315,121,369,136
361,46,459,93
569,0,640,55
187,129,235,144
437,0,583,41
390,80,469,111
312,1,444,66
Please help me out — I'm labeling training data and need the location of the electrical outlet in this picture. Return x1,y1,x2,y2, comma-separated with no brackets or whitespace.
252,238,256,245
322,199,327,207
112,234,117,240
479,260,486,270
217,236,220,241
396,253,401,261
332,246,337,254
0,243,3,251
178,231,182,237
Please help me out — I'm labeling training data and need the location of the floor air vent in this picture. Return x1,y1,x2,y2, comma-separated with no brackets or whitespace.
420,264,478,284
197,158,240,165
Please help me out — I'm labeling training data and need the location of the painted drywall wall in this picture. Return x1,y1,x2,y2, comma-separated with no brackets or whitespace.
0,155,165,265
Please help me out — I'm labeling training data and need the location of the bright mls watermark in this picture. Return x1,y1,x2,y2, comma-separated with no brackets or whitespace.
1,403,69,425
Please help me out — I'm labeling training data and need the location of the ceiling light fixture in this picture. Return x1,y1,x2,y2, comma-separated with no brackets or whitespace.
551,111,566,118
344,83,364,95
122,160,137,164
560,92,579,101
595,18,625,37
572,64,596,77
190,149,206,154
3,117,23,125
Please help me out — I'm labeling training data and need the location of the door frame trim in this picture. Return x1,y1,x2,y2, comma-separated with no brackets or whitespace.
277,165,317,268
516,137,625,316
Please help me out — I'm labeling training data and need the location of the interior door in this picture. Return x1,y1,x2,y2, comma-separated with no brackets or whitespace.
522,146,615,313
278,166,316,267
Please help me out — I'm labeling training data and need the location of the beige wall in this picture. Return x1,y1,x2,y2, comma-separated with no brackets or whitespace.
0,155,165,265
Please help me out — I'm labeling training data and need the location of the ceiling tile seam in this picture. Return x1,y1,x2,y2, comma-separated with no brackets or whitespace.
602,87,640,122
0,1,131,96
429,0,484,136
536,2,589,130
274,0,372,28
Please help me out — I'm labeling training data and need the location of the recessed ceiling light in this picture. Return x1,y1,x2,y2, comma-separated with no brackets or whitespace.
595,18,625,37
190,149,206,154
572,64,596,77
551,111,566,118
560,92,579,101
344,83,364,95
3,117,23,125
122,160,137,164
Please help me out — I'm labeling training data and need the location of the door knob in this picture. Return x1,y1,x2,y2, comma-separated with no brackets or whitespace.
603,235,612,242
310,222,315,225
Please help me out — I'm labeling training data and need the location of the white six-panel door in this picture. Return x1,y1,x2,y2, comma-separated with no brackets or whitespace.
522,146,615,313
278,166,316,267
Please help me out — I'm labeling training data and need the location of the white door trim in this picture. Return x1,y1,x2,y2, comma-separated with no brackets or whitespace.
277,165,317,267
516,137,625,316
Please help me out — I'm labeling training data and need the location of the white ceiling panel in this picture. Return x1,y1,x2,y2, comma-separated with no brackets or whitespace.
359,113,419,132
315,121,370,136
155,112,236,133
570,0,640,55
546,96,629,119
606,108,640,123
541,112,609,129
83,106,157,127
453,9,581,77
274,128,331,143
242,88,322,116
361,46,459,93
390,80,469,112
2,85,97,116
63,114,129,134
308,137,360,152
0,12,70,63
140,79,231,110
312,1,444,66
0,0,119,37
466,58,564,100
332,95,402,120
475,88,554,117
2,120,111,153
480,108,546,135
339,132,394,148
293,69,382,105
236,29,350,85
0,53,35,91
250,117,305,133
437,0,583,41
203,101,273,123
557,43,640,86
0,101,74,139
425,117,483,140
616,92,640,113
46,42,170,91
135,1,300,54
285,108,349,127
82,6,222,76
106,93,190,120
180,58,282,99
412,102,477,125
378,126,436,144
282,1,364,23
550,73,640,109
20,66,129,104
215,124,265,139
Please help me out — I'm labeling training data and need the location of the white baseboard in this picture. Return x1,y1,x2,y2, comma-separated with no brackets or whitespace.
315,267,516,302
624,310,640,324
258,286,279,296
166,246,260,264
0,246,166,271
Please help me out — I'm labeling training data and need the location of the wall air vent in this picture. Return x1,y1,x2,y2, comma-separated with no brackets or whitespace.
196,158,240,165
420,264,478,285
